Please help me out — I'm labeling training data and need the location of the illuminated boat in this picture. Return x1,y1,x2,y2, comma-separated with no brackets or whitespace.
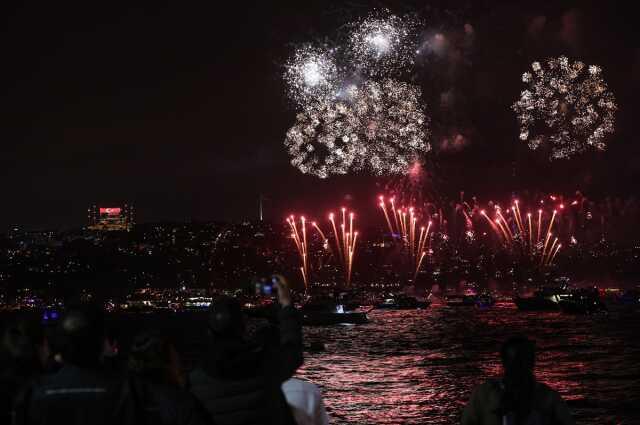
514,287,569,311
559,288,607,314
300,297,369,326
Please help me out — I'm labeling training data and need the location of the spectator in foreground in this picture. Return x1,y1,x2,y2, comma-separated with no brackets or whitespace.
127,331,208,425
189,275,303,425
23,305,136,425
282,377,329,425
462,336,574,425
1,317,48,424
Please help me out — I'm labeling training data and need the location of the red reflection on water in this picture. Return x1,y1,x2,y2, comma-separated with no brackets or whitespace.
296,304,640,424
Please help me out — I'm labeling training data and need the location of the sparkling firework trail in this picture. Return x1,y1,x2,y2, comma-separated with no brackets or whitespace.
311,221,329,251
546,210,557,242
549,243,562,264
545,237,559,266
414,251,427,281
480,209,500,237
328,213,343,264
537,209,543,243
288,209,360,289
479,201,564,268
495,218,510,241
328,208,358,287
390,197,399,232
513,201,524,235
513,56,617,159
377,196,432,279
286,216,309,292
541,232,553,265
496,210,513,240
527,213,533,251
378,196,394,234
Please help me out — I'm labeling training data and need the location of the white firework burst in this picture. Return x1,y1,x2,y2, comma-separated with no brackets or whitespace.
284,45,340,109
284,101,363,179
353,79,431,175
347,11,422,77
512,56,617,160
284,79,431,178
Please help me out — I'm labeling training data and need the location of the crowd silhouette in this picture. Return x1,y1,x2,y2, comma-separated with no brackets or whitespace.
1,276,573,425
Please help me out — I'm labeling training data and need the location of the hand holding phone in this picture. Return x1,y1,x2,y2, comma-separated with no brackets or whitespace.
257,277,276,296
272,274,292,307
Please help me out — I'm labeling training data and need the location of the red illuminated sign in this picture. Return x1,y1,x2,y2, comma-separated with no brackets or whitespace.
99,208,122,216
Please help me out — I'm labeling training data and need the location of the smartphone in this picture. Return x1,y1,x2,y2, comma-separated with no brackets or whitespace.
256,276,278,296
42,309,60,324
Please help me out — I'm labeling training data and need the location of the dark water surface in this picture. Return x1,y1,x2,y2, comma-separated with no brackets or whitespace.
84,302,640,424
296,303,640,424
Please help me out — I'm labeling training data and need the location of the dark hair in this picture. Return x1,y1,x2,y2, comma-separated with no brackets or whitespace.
500,335,536,375
57,305,105,367
128,331,182,386
1,316,45,378
499,336,536,424
208,296,245,340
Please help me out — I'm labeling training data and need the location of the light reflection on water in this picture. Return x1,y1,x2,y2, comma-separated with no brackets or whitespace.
298,303,640,424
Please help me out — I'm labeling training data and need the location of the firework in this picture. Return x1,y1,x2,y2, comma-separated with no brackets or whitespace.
328,208,358,286
480,201,564,269
284,79,430,178
286,215,310,292
381,160,433,211
284,100,363,178
544,237,559,266
352,79,431,175
283,10,430,178
513,56,617,159
284,45,340,109
378,196,432,280
347,11,422,77
549,243,562,264
311,221,330,251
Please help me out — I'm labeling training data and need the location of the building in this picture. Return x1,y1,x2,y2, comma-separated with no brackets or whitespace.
88,204,134,231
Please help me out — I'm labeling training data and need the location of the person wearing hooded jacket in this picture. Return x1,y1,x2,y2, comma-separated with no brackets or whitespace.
188,275,303,425
462,336,574,425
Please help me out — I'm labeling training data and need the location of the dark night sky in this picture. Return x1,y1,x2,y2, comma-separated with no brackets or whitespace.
1,0,638,229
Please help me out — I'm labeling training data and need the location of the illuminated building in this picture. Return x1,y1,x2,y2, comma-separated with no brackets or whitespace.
88,204,134,231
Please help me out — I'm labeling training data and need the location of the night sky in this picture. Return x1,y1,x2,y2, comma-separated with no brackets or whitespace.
2,0,639,229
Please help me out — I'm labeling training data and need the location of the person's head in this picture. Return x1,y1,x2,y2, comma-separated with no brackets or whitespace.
1,316,48,376
57,305,106,368
207,296,245,341
128,331,183,387
500,336,536,380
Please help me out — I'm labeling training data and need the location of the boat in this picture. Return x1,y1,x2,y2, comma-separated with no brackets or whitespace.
376,294,431,310
335,290,369,312
514,287,569,311
558,288,608,314
300,297,369,326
